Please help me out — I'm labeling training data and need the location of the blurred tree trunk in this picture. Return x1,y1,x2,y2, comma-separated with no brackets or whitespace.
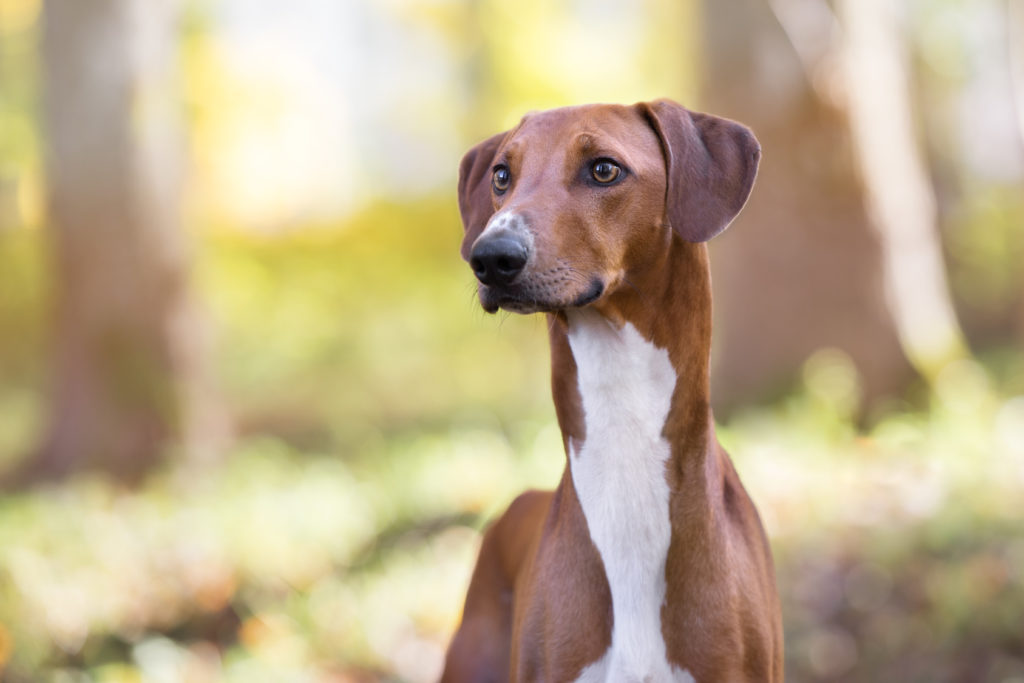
1013,0,1024,150
1011,0,1024,343
21,0,219,484
702,0,915,414
835,0,967,377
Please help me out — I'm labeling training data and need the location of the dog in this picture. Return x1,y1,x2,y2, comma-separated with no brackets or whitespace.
441,99,783,682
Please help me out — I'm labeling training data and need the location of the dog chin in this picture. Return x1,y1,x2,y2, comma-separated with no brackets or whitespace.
479,279,605,315
478,289,542,314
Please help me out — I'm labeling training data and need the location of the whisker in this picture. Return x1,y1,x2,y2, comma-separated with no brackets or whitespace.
561,266,590,287
547,313,558,334
621,275,649,304
497,310,513,330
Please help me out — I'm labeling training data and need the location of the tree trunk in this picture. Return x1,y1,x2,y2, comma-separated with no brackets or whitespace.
701,0,915,415
22,0,216,484
835,0,968,378
1012,0,1024,155
1010,0,1024,343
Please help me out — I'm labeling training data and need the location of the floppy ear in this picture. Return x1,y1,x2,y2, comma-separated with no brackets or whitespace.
457,130,508,260
639,99,761,242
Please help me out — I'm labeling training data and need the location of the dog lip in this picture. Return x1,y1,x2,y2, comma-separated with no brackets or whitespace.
479,285,522,314
479,288,543,315
570,278,605,308
479,278,605,314
496,293,539,313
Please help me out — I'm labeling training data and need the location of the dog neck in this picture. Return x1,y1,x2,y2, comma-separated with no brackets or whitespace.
548,240,716,477
546,240,715,679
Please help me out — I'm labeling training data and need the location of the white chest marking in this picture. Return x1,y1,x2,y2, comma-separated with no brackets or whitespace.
566,310,694,683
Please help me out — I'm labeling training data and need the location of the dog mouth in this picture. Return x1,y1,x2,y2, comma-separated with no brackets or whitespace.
569,279,605,308
479,278,605,314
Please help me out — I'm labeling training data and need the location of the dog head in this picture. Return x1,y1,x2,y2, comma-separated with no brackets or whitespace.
457,99,760,314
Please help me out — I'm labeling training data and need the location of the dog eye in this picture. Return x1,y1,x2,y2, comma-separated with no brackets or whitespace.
591,160,621,184
492,166,511,194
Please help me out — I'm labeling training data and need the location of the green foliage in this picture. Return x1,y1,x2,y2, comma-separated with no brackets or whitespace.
0,413,564,680
0,227,47,379
0,228,47,469
196,200,553,458
719,355,1024,682
2,354,1023,680
1,206,1023,679
947,186,1024,329
0,0,40,175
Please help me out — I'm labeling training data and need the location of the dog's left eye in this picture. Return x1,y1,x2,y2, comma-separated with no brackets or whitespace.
591,160,621,184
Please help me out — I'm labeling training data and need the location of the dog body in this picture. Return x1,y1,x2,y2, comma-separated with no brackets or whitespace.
442,101,783,682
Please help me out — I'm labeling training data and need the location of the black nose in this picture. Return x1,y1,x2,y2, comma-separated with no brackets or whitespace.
470,236,528,286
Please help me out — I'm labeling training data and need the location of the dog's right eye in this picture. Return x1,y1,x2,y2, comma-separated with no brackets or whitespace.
492,166,511,194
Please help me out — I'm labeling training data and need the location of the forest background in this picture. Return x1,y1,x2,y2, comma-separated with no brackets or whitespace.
1,0,1024,681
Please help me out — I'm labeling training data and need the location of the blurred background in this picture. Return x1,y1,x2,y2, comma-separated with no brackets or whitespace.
0,0,1023,680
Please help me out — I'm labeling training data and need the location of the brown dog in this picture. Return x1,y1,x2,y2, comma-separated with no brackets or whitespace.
441,100,783,682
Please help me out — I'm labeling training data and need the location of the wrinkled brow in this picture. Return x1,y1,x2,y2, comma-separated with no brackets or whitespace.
569,132,643,174
576,133,595,151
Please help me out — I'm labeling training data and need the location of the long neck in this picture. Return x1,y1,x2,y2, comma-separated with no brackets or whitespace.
548,240,719,676
548,240,716,481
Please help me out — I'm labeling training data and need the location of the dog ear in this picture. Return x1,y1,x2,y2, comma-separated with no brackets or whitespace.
458,130,508,260
639,99,761,243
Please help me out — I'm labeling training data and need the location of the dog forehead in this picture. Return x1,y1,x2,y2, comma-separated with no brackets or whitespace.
502,104,661,166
